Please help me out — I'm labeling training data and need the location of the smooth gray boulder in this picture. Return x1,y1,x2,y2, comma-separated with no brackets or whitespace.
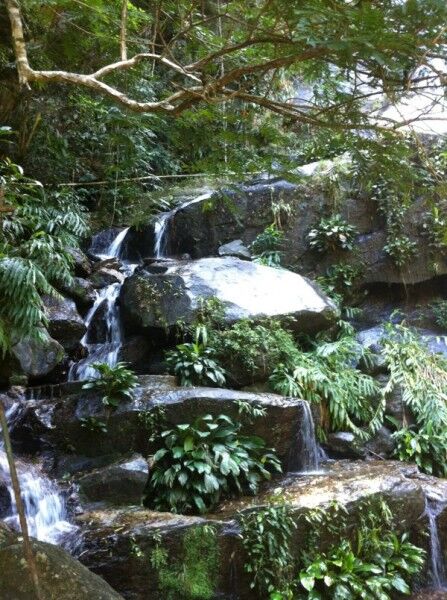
78,454,149,505
121,257,338,335
218,239,251,260
44,295,86,351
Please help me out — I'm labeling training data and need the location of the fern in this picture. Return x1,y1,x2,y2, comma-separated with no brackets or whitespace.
0,159,89,354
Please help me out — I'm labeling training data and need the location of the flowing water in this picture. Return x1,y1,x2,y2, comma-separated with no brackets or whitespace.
0,403,76,546
426,497,447,590
153,191,214,259
288,400,323,473
69,227,137,381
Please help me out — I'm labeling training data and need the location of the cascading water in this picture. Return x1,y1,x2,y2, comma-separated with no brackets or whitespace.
153,191,213,259
0,403,76,546
426,497,447,590
69,227,137,381
288,400,323,473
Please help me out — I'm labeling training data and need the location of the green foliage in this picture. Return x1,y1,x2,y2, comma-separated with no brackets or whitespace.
150,526,219,600
296,499,425,600
270,333,382,440
251,224,284,267
82,362,138,409
430,300,447,330
382,324,447,476
308,215,357,253
139,406,167,444
422,205,447,249
239,496,297,599
316,262,363,307
235,399,267,422
147,413,281,514
165,341,226,387
210,319,300,385
0,158,89,353
383,235,417,269
80,416,108,434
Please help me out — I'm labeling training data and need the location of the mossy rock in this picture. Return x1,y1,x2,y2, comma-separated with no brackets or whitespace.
0,540,123,599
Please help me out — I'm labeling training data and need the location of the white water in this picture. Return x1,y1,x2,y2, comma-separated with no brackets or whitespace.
69,227,137,381
153,191,213,259
0,403,75,545
288,400,322,474
426,498,447,590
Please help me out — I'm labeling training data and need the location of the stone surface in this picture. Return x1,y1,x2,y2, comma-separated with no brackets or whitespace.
0,478,11,519
121,257,338,337
77,461,432,600
323,431,366,459
43,295,86,352
218,239,251,260
68,247,92,277
28,376,309,470
77,454,149,505
90,265,124,288
61,277,96,310
121,173,447,286
0,330,65,384
0,539,123,599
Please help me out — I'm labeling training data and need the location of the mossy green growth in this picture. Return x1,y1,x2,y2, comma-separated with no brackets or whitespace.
152,525,219,599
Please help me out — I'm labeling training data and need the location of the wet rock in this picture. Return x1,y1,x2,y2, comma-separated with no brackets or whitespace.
90,265,124,288
68,247,92,278
218,239,251,260
323,432,366,459
89,227,124,259
78,461,427,600
77,454,149,505
0,478,11,519
0,330,65,384
37,376,308,469
364,426,395,458
121,257,338,337
61,277,96,310
43,295,86,352
118,335,156,373
0,539,123,599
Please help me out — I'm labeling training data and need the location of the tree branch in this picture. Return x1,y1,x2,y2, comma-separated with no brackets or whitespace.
120,0,128,61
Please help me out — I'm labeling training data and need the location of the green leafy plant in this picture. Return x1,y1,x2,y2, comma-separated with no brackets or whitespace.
382,324,447,476
431,300,447,330
80,416,108,434
251,224,284,267
297,499,425,600
316,262,363,307
422,205,447,249
383,234,417,268
82,362,138,409
307,214,357,253
239,495,296,599
147,413,281,514
270,334,382,440
165,341,226,387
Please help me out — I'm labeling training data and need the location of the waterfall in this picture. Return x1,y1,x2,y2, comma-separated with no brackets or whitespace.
288,400,322,473
69,227,136,381
426,497,447,590
153,191,213,259
0,403,76,546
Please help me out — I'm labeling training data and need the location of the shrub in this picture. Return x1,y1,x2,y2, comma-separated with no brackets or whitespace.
382,324,447,476
82,362,138,409
297,499,425,600
431,300,447,330
270,334,382,440
251,224,284,266
307,214,357,253
316,262,363,306
165,341,226,387
383,234,417,268
210,319,300,385
239,496,296,598
147,413,282,514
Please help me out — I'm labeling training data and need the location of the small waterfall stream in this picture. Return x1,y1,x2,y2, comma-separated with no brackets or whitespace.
69,227,136,381
153,191,213,259
288,400,323,473
0,403,76,546
426,497,447,590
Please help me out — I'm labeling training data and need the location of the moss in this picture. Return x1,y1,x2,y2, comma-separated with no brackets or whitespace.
153,525,219,599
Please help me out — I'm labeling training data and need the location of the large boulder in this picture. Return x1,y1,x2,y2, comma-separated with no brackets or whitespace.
43,295,86,352
120,257,338,337
0,538,123,599
61,277,96,310
24,376,312,470
0,330,65,384
77,454,149,505
77,461,435,600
